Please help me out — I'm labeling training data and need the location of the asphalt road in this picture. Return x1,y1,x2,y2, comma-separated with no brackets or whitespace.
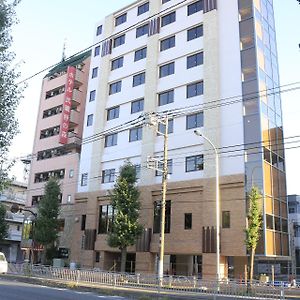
0,279,129,300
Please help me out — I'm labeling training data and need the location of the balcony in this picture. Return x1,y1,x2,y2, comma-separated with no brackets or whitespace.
0,192,26,205
6,229,22,242
72,89,82,106
65,132,82,151
75,69,84,85
70,110,80,126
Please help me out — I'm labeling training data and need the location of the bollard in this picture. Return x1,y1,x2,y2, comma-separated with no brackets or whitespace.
137,273,140,285
280,282,285,300
76,269,80,286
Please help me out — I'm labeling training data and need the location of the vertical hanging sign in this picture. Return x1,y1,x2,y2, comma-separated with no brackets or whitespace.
59,66,76,144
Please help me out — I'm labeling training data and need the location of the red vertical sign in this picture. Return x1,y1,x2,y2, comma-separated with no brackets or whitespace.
59,66,76,144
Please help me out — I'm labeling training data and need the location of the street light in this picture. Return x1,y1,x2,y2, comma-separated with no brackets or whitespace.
194,129,220,281
11,204,37,263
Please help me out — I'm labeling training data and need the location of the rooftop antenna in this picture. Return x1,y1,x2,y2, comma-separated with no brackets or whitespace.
62,38,67,61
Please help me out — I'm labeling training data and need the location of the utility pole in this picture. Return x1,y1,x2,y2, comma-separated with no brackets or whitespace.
145,113,169,285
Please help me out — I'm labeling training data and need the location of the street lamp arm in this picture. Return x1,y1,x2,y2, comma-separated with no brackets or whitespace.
193,129,218,155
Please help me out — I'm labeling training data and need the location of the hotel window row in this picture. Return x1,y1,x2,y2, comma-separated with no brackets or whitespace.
99,154,204,185
113,0,203,28
104,112,203,146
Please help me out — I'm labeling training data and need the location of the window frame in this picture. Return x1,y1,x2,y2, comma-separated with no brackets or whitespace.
187,52,203,69
186,112,204,129
104,133,118,147
158,90,174,106
185,154,204,172
222,211,231,229
187,81,204,98
111,56,124,70
184,213,192,230
129,127,143,142
187,24,203,41
134,47,147,61
187,0,203,16
133,72,146,87
87,114,94,127
89,90,96,102
115,13,127,26
138,2,149,15
107,106,120,120
161,11,176,27
113,34,126,48
136,23,149,38
91,67,98,79
159,62,175,78
109,81,122,95
160,35,176,51
102,169,115,184
131,98,144,113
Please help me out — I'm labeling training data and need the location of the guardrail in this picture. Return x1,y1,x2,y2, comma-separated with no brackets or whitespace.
7,263,291,299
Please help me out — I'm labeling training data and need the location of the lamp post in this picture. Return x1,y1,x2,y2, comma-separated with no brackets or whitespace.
194,129,220,281
11,204,37,263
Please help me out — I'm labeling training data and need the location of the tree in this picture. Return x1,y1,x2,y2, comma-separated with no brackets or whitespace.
0,203,8,240
107,162,143,273
0,0,23,192
34,177,61,263
245,187,262,283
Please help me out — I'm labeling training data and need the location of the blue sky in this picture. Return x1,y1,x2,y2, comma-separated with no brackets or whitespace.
10,0,300,195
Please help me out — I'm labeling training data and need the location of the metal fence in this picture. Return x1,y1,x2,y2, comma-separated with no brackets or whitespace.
7,263,294,299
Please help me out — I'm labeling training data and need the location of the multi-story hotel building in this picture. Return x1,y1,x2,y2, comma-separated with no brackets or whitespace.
26,52,91,260
70,0,288,278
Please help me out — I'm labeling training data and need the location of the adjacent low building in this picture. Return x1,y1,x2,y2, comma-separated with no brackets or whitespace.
26,52,91,263
0,181,26,263
288,194,300,275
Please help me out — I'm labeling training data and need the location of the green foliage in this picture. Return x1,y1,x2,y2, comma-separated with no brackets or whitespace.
107,162,143,250
34,177,61,257
0,0,24,192
0,203,8,240
245,187,262,250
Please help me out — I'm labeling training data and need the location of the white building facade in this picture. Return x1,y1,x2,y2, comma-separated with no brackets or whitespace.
72,0,288,279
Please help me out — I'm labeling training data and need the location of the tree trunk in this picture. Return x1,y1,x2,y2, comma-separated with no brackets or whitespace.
250,247,256,284
120,247,127,273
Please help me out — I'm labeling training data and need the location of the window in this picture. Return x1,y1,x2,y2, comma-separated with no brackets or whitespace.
81,215,86,231
162,0,171,3
222,211,230,228
81,173,88,186
34,169,65,183
160,36,175,51
95,251,100,263
107,106,120,120
40,126,60,139
105,133,118,147
133,72,146,87
155,159,173,176
138,2,149,15
158,119,174,135
187,0,203,16
134,164,141,179
94,46,100,56
160,62,175,78
134,47,147,61
89,90,96,102
187,52,203,69
186,154,204,172
42,105,63,118
102,169,115,183
109,81,122,95
98,205,115,234
115,13,127,26
187,81,204,98
87,114,94,126
131,99,144,113
158,90,174,106
185,213,192,230
129,127,143,142
153,200,171,233
161,12,176,27
111,56,124,70
69,169,74,178
187,25,203,41
96,25,102,36
186,112,203,129
289,207,295,214
91,67,98,78
45,85,65,99
113,34,125,48
136,23,149,38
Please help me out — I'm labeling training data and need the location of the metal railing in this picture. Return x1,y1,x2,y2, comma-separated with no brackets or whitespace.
7,263,294,299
